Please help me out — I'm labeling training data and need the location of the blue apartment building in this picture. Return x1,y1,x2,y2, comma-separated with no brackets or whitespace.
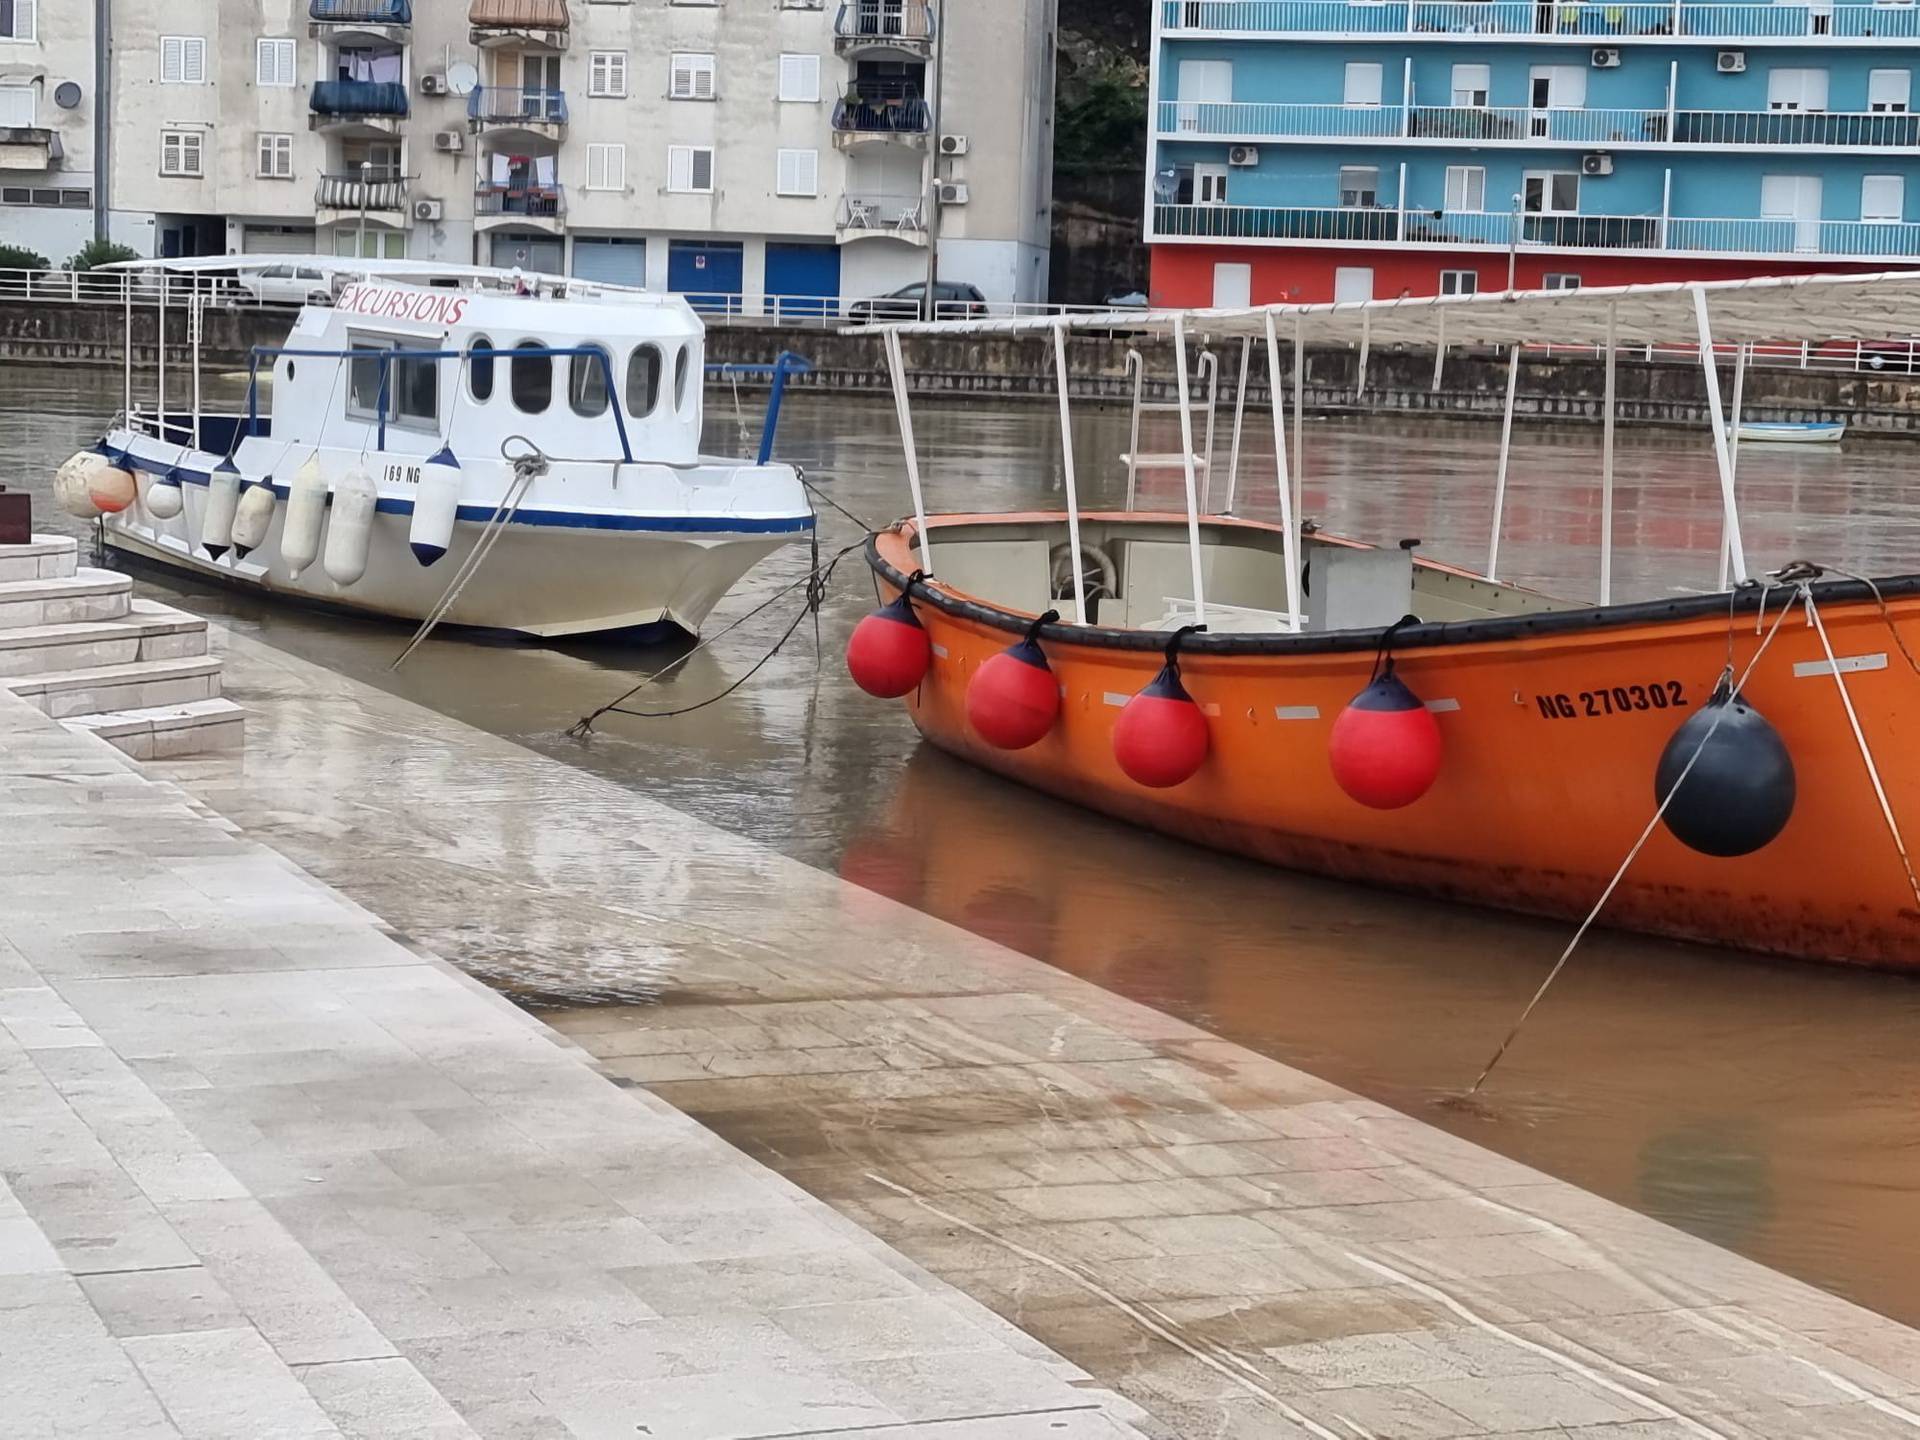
1146,0,1920,303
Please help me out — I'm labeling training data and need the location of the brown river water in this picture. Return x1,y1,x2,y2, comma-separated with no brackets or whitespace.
8,359,1920,1328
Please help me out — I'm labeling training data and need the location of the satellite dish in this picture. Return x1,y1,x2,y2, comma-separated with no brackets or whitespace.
53,82,82,110
446,62,478,98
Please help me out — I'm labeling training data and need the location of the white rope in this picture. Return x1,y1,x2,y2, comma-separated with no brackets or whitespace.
390,450,542,670
1804,589,1920,912
1468,591,1799,1095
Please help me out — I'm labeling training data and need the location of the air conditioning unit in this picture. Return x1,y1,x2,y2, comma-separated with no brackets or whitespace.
432,130,464,153
937,181,968,205
1227,145,1259,166
1591,47,1621,67
938,134,969,156
414,199,444,222
1581,152,1613,176
1717,50,1746,73
420,73,447,96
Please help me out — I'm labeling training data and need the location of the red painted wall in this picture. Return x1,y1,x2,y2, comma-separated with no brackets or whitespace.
1148,245,1897,307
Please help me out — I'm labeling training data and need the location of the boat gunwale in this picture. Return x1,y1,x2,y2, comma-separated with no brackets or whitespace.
867,515,1920,656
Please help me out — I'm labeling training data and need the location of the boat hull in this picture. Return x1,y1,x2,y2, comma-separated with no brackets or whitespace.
1733,422,1845,445
871,517,1920,969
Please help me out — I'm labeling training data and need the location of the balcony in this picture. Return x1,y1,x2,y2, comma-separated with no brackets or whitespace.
309,80,410,135
831,96,932,148
834,2,935,55
314,172,410,214
475,183,566,231
309,0,411,39
469,0,569,48
1160,0,1920,42
1157,101,1920,149
837,192,927,241
1151,202,1920,261
468,86,569,138
0,127,62,172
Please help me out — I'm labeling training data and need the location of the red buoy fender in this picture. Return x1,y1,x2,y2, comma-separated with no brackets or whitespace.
1328,664,1442,810
847,587,931,699
1113,624,1210,788
967,610,1061,751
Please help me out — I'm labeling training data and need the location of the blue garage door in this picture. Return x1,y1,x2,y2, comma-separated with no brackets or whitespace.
764,242,842,319
667,240,744,314
572,237,646,287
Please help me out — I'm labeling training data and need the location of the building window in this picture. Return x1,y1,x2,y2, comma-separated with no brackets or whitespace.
1451,64,1489,108
0,84,33,127
667,145,713,192
1869,69,1911,113
161,36,208,84
1863,174,1905,223
160,131,203,177
257,38,296,88
589,50,628,97
670,53,716,101
1522,170,1579,214
0,0,36,42
257,133,293,179
1767,67,1829,112
585,142,626,190
1193,162,1228,205
1343,62,1383,107
1444,165,1485,212
1543,273,1581,290
1339,165,1379,207
1440,269,1478,296
776,148,818,196
778,53,820,102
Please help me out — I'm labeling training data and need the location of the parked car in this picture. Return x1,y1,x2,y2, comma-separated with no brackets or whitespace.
234,263,336,308
847,281,986,323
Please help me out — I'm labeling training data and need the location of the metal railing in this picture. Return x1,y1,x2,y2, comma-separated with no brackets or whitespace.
314,172,410,210
310,79,410,119
831,96,931,135
1161,0,1920,38
468,85,569,125
474,183,566,218
309,0,413,23
834,1,936,42
837,193,926,232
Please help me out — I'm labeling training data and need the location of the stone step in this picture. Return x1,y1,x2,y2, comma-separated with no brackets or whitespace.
0,607,208,679
62,697,246,762
0,568,131,631
0,535,80,585
2,655,222,721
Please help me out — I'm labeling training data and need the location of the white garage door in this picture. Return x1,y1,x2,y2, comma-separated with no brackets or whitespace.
571,237,646,287
242,226,317,255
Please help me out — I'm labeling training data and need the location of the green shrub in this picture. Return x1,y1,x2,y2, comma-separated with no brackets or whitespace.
66,238,140,271
0,243,50,272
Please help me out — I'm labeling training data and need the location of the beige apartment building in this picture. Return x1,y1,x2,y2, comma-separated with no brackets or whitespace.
1,0,1058,308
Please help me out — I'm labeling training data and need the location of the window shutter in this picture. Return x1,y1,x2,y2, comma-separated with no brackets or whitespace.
692,149,712,190
14,0,35,41
668,146,690,190
612,53,628,95
1870,69,1911,113
257,134,272,174
779,54,820,102
777,148,817,196
161,37,182,83
1863,174,1905,223
695,62,713,100
185,38,206,84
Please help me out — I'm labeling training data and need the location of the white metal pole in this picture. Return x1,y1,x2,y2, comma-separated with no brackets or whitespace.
1124,349,1144,510
1692,286,1748,584
157,270,168,444
1719,339,1748,589
1051,323,1088,625
1225,334,1251,513
1487,343,1521,580
1199,351,1219,510
122,271,132,420
883,327,934,576
1356,310,1372,398
1600,303,1616,606
1292,314,1306,524
1172,314,1208,624
191,277,203,454
1264,313,1302,631
1432,309,1446,392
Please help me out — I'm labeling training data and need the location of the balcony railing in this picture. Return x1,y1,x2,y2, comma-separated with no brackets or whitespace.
468,86,569,125
831,97,932,135
834,1,936,44
1152,203,1920,258
468,0,569,30
838,192,926,231
310,80,410,119
315,172,410,210
1161,0,1920,39
310,0,412,23
475,183,566,217
1158,101,1920,148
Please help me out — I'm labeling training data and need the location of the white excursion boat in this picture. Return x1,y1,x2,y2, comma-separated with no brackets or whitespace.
54,258,814,639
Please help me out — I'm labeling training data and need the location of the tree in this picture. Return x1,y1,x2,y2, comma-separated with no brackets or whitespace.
66,238,140,271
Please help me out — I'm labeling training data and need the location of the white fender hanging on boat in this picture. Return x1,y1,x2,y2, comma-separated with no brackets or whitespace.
231,481,278,561
201,460,241,560
281,454,327,578
409,445,461,567
52,452,110,519
143,469,185,520
323,467,378,587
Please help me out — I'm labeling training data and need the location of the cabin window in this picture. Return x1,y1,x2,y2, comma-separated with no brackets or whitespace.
511,340,552,414
673,346,691,412
570,347,611,418
627,344,662,418
469,336,495,402
346,340,439,431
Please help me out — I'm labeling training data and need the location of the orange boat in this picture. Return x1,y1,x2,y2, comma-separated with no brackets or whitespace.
849,275,1920,969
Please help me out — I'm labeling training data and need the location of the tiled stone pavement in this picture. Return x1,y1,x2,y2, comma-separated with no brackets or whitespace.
146,627,1920,1440
0,689,1153,1439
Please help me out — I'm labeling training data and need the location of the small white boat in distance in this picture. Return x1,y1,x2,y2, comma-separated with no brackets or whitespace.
1732,420,1846,445
60,257,814,639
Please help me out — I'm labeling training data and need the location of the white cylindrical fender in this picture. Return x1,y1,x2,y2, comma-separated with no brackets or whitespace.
409,445,462,566
52,452,107,519
231,482,277,560
201,464,241,560
143,471,185,520
281,454,327,578
323,467,378,587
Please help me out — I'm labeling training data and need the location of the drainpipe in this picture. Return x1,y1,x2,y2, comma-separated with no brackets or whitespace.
94,0,111,242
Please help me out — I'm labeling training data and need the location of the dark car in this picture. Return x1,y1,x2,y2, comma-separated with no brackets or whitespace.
847,281,986,323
